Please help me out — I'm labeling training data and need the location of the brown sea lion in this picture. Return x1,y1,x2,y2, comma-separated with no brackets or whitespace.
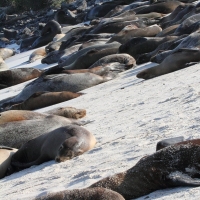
45,107,86,119
34,187,125,200
10,125,96,171
0,68,42,88
156,24,179,37
9,91,83,111
107,24,162,44
0,48,15,60
0,113,87,148
137,48,200,80
0,146,17,179
29,48,46,63
90,143,200,199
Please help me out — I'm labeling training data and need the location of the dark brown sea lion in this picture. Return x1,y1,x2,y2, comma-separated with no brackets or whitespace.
9,91,83,111
0,73,111,108
10,125,96,171
20,36,39,52
30,20,62,49
45,107,86,119
137,48,200,80
0,48,15,60
107,24,162,44
0,146,17,179
90,143,200,199
136,1,184,14
29,48,46,63
0,68,42,88
0,113,87,148
34,187,125,200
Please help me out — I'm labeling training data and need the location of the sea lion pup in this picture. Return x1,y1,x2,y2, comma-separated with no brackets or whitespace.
42,44,81,64
0,48,15,60
9,91,83,111
0,114,88,148
30,20,62,49
10,125,96,171
0,146,17,179
34,187,125,200
0,68,42,88
45,107,86,119
137,48,200,80
89,53,136,70
0,56,9,71
107,24,162,44
0,73,110,108
90,143,200,199
136,1,184,14
63,48,118,70
0,110,46,124
28,48,46,63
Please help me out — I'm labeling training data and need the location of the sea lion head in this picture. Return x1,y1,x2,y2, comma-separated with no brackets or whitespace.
55,136,83,162
136,69,156,80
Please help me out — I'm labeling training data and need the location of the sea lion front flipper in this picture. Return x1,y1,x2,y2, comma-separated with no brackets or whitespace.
175,48,200,53
166,172,200,187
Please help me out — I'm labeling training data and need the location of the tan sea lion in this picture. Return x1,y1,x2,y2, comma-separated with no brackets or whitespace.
90,143,200,199
0,56,9,71
45,107,86,119
9,91,83,111
137,48,200,80
34,187,125,200
0,68,42,88
10,125,96,171
0,48,15,60
0,146,17,179
29,48,46,63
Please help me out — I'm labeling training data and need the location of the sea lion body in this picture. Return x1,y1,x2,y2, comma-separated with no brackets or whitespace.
0,68,42,88
0,114,85,148
137,49,200,79
10,125,96,170
108,24,162,44
34,188,125,200
45,107,86,119
90,144,200,199
10,91,83,111
29,48,46,63
0,146,17,179
0,48,14,60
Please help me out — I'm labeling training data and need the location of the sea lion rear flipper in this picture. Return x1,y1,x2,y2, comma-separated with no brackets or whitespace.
167,172,200,187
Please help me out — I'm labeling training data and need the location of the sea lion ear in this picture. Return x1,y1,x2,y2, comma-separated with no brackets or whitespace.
166,172,200,186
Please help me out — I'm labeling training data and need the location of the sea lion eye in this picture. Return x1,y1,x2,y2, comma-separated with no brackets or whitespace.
59,145,63,150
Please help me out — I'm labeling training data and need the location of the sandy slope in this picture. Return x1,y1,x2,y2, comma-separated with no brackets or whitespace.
1,48,200,199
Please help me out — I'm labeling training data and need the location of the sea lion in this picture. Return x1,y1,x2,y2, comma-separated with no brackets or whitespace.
0,73,110,108
156,24,179,37
0,68,42,88
63,48,118,70
0,146,17,179
0,110,46,124
9,91,83,111
28,48,46,63
79,39,108,50
30,20,62,49
89,53,136,69
45,107,86,119
20,36,39,52
10,125,96,171
0,48,15,60
137,48,200,80
0,114,87,148
136,1,184,14
156,136,185,151
34,187,125,200
0,57,9,71
90,143,200,199
107,24,162,44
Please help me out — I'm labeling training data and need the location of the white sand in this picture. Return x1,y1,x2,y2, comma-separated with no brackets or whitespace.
1,45,200,200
